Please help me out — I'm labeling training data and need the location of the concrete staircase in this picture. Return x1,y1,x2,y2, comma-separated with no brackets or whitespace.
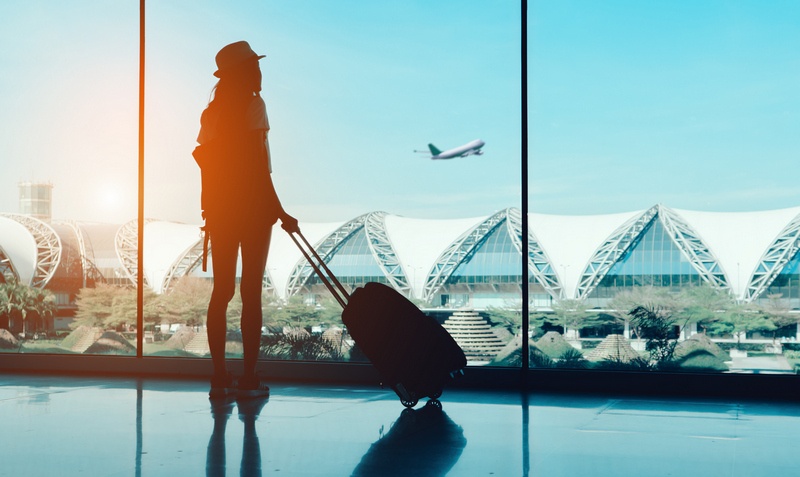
184,330,211,356
70,327,103,353
442,309,506,364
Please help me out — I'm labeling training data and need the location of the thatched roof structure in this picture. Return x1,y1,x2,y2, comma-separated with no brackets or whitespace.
674,333,729,361
490,334,551,367
585,334,641,363
83,331,136,355
164,326,197,350
535,332,576,359
0,328,19,349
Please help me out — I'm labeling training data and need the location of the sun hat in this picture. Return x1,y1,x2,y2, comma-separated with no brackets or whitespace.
213,41,265,78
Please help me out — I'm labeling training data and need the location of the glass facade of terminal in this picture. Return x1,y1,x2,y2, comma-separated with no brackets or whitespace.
766,252,800,306
306,228,389,289
448,224,523,286
2,1,800,381
587,218,720,305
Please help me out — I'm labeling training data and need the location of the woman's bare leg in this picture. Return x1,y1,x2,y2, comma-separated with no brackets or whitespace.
240,226,271,379
208,231,239,377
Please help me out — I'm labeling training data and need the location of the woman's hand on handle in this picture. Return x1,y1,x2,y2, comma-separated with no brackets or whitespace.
280,213,300,234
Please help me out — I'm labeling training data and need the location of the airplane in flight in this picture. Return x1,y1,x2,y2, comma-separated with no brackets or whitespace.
416,139,485,160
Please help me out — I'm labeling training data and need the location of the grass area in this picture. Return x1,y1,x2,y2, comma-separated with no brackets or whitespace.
18,341,75,354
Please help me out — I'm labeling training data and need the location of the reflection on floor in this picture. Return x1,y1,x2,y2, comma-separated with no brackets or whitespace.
1,374,799,476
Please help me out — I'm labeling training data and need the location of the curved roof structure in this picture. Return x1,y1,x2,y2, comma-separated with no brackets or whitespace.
530,208,645,299
0,214,61,288
2,205,800,307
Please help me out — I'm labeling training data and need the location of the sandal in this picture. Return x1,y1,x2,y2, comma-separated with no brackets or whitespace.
209,372,237,398
237,375,270,399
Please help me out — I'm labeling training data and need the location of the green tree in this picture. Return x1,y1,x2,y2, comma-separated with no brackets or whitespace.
0,280,56,335
0,287,8,330
72,284,119,329
608,287,683,341
158,277,212,328
550,299,602,337
485,304,523,335
269,295,324,330
629,304,678,366
314,297,345,327
106,288,160,330
22,286,57,335
758,294,796,337
677,285,735,334
724,302,776,345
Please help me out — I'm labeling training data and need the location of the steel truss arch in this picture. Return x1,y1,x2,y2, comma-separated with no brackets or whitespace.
506,208,563,299
161,235,205,294
744,212,800,303
285,213,369,297
575,205,659,300
364,211,411,297
658,206,728,290
115,219,152,288
421,208,510,303
157,232,275,295
61,221,104,286
0,213,61,288
0,244,19,283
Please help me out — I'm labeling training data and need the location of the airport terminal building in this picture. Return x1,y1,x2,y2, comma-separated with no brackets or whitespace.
2,203,800,328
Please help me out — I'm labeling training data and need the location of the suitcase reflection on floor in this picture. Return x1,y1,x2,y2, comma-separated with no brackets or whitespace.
351,400,467,477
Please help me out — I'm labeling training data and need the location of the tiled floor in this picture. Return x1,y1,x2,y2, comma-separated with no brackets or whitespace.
1,374,799,476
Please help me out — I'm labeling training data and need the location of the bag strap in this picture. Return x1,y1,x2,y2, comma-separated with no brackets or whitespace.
287,230,349,309
200,223,210,272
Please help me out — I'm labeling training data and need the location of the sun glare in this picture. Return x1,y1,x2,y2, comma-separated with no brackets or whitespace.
98,185,122,210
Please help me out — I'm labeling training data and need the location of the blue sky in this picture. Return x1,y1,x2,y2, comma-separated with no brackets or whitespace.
0,0,520,224
529,0,800,214
1,1,797,224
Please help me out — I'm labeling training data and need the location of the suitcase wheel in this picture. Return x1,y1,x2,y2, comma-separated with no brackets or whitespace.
401,397,418,408
426,399,442,410
429,389,442,400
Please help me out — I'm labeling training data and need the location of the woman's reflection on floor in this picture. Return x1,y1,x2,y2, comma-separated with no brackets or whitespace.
207,395,268,477
352,400,467,477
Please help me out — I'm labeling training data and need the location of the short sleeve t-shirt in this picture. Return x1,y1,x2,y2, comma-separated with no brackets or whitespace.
198,95,272,172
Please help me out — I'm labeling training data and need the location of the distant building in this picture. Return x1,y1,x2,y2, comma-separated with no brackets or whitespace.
1,204,800,332
18,181,53,222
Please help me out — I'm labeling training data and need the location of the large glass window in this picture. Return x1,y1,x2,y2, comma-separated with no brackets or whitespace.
0,2,523,368
529,1,800,373
0,2,139,355
140,1,522,365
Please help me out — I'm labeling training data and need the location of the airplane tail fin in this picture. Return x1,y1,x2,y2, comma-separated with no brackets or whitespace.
428,144,441,156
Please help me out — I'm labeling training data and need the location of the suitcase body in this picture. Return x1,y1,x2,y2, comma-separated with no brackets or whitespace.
288,232,466,407
343,282,467,407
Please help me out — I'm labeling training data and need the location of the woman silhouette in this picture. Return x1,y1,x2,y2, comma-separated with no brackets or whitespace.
196,41,298,398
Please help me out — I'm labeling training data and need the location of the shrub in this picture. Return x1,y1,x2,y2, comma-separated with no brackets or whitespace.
554,348,588,369
259,333,345,361
674,349,729,372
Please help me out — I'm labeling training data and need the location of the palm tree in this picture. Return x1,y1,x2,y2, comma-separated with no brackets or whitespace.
0,280,57,336
0,280,31,334
0,284,10,330
25,287,57,335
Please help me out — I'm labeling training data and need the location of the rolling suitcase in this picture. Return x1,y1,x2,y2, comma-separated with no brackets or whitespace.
289,231,466,407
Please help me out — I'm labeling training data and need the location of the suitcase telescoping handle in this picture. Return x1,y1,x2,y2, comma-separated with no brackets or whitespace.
287,230,350,309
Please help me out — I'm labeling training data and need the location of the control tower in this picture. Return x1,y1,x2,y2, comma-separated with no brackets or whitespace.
18,181,53,222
